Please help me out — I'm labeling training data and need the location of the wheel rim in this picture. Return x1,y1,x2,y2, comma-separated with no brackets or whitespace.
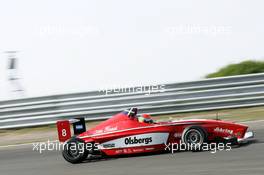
67,142,82,158
185,129,203,144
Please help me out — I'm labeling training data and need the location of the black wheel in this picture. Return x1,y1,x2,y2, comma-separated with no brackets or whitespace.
62,138,89,164
182,126,207,151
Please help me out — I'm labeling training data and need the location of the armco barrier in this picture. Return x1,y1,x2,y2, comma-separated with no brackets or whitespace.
1,73,264,129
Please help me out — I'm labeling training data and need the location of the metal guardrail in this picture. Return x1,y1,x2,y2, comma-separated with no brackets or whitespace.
1,73,264,129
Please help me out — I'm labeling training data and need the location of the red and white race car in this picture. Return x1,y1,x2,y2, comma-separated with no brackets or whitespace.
57,107,254,164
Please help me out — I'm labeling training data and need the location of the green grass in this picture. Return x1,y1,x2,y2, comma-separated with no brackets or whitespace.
154,106,264,122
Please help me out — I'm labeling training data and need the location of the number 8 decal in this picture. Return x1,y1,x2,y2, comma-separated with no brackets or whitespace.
62,129,67,137
56,120,71,142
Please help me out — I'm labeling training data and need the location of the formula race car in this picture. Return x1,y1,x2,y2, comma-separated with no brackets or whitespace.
56,107,254,164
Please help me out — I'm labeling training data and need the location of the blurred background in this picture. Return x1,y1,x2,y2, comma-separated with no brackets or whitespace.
0,0,264,100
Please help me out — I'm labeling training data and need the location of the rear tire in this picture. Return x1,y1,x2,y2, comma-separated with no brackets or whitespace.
62,138,89,164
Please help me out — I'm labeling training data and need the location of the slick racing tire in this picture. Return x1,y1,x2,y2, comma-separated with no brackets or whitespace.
62,137,89,164
181,126,207,151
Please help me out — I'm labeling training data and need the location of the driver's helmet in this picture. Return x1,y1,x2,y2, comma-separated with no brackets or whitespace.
141,114,151,119
138,114,153,123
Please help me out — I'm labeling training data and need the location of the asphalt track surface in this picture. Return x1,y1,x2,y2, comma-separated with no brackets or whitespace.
1,122,264,175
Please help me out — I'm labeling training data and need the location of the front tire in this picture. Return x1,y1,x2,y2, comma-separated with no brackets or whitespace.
62,138,88,164
181,126,207,151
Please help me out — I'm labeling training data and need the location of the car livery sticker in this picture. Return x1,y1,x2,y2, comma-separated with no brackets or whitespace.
214,127,233,135
100,133,169,149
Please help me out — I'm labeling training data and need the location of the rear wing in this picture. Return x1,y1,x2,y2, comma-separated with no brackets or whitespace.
56,118,86,142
